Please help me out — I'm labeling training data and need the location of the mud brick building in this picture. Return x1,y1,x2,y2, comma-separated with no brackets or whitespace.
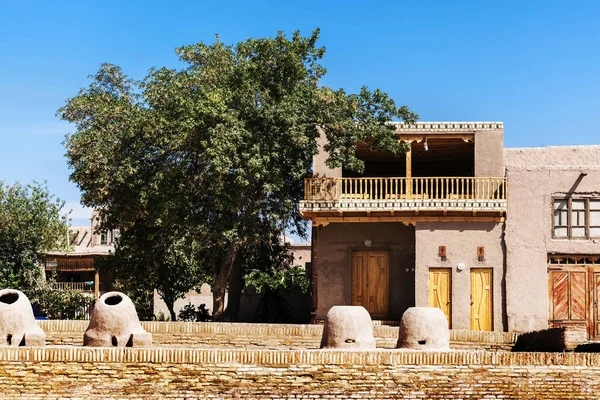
302,122,600,337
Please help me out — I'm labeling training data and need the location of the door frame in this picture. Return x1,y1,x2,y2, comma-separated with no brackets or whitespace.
428,268,452,328
351,250,390,320
548,260,600,339
470,267,493,331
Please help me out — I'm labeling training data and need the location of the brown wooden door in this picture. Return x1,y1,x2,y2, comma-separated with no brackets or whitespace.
594,273,600,338
352,251,389,319
429,268,451,328
470,269,492,331
548,269,587,331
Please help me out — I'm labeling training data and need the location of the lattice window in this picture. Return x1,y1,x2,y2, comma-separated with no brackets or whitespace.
591,200,600,238
549,255,600,265
554,199,569,238
553,198,600,239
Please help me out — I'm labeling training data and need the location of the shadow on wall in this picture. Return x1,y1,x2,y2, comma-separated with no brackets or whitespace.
427,222,499,234
154,283,311,323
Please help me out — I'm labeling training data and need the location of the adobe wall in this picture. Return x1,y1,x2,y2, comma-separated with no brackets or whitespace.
475,128,504,177
37,320,517,351
290,244,311,268
505,145,600,168
313,127,342,177
504,146,600,332
316,222,415,320
1,348,600,399
415,222,505,331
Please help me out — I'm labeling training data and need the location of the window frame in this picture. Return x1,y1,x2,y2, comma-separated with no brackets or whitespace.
552,197,600,240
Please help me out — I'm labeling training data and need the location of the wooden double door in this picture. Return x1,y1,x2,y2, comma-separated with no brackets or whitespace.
351,251,389,319
548,265,600,338
428,268,493,331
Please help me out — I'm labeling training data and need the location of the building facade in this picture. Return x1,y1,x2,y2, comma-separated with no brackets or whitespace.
301,122,600,337
43,210,117,299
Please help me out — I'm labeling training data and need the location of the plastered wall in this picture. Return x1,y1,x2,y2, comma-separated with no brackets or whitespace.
474,128,504,177
504,146,600,332
316,222,415,320
415,222,505,331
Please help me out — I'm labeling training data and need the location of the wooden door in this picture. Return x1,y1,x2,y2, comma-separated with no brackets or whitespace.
429,268,451,328
352,251,389,319
548,269,587,331
470,269,492,331
593,273,600,338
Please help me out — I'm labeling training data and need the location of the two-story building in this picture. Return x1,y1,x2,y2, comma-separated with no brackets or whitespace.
43,210,117,299
301,122,600,337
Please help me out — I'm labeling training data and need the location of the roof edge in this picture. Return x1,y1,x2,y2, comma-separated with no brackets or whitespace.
391,121,503,132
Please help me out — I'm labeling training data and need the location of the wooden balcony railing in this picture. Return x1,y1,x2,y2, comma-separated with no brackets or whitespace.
52,282,94,292
304,177,506,202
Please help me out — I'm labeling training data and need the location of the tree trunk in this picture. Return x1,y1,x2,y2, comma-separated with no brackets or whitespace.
167,303,177,322
212,241,239,321
162,294,177,322
225,251,243,321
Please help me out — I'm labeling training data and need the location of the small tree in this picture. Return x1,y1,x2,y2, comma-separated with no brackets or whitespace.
0,181,68,290
97,221,206,321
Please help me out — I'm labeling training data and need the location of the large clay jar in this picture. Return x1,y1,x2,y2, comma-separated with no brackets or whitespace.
320,305,376,349
0,289,45,346
84,291,151,347
397,307,450,350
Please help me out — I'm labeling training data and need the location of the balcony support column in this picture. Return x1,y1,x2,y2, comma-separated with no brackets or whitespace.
310,224,318,324
406,142,412,198
94,270,100,300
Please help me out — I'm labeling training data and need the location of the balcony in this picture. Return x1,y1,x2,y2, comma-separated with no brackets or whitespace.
300,177,507,224
52,281,94,293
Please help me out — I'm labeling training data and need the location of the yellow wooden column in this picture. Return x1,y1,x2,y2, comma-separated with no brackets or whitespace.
406,141,412,199
94,271,100,300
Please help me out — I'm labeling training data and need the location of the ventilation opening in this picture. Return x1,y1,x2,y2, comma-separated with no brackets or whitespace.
418,340,427,345
0,292,19,305
345,338,356,343
6,334,12,345
105,295,123,306
126,334,133,348
111,336,118,346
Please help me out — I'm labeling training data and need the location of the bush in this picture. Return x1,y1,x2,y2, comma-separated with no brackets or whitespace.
178,303,211,322
244,266,311,323
26,272,94,320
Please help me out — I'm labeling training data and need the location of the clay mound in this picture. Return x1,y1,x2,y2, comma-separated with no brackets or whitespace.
320,306,376,349
84,291,151,347
0,289,45,346
397,307,450,350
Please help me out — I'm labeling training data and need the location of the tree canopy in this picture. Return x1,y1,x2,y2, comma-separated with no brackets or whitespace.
59,29,418,319
0,181,68,289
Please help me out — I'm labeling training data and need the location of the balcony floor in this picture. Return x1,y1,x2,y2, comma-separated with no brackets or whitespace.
300,199,506,225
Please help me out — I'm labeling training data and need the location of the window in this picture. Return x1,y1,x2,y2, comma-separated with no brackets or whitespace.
553,198,600,239
99,229,120,245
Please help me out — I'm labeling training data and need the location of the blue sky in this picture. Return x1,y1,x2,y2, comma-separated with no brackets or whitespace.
1,1,600,229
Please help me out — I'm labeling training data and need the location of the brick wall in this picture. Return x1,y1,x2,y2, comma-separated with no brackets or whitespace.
38,321,517,350
0,348,599,399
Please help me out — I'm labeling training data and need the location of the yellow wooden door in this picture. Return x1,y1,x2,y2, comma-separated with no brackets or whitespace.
352,251,389,319
470,269,493,331
429,268,451,328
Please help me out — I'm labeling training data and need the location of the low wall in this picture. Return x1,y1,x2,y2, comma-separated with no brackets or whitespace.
38,321,517,350
0,347,599,399
513,326,588,352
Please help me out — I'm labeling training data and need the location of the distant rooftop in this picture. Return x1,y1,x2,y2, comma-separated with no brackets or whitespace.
391,122,503,132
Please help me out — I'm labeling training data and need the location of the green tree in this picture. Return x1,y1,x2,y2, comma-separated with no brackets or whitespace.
59,29,418,319
0,181,68,290
96,222,206,321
